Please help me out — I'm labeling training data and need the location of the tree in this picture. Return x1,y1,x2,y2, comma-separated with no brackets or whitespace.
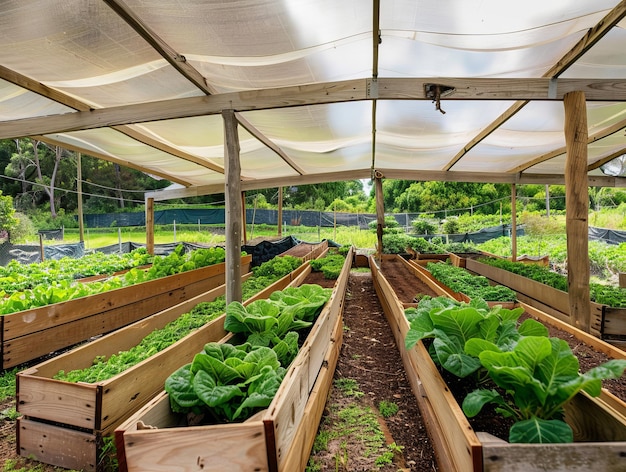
5,138,76,217
0,191,18,240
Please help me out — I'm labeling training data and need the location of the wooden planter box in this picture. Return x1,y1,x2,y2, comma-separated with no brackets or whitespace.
370,254,626,472
395,257,517,309
2,255,252,369
465,258,608,339
15,259,308,472
114,247,353,472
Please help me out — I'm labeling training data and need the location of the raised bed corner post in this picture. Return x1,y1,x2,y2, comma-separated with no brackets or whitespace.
374,169,385,264
145,197,154,255
564,90,591,333
223,108,243,304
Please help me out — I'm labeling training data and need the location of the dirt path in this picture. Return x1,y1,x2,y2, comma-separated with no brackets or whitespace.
308,269,439,471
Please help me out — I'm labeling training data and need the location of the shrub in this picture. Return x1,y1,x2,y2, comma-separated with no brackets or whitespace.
411,218,437,235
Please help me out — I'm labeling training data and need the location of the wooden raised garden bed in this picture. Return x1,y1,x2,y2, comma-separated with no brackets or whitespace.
15,259,307,472
2,255,252,369
370,254,626,472
465,257,609,340
114,247,353,472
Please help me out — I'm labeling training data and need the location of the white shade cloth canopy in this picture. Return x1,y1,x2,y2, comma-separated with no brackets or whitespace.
1,0,625,196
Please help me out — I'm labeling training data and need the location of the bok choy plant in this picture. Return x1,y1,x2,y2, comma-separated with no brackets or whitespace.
165,342,286,422
462,335,626,443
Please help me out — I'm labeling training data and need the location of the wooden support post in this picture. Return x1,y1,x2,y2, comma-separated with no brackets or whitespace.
223,109,243,304
77,153,84,243
564,91,591,333
511,184,517,262
278,186,283,237
374,170,385,262
145,197,154,255
242,191,247,244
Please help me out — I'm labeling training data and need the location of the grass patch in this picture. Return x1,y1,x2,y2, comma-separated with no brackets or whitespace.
0,369,17,401
310,378,404,470
378,400,399,418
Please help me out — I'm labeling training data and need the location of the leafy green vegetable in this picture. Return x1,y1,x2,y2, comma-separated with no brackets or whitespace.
165,342,286,422
310,254,346,279
224,284,330,365
426,262,517,302
0,245,238,315
269,284,333,321
462,336,626,443
404,296,536,379
479,256,626,308
54,255,304,383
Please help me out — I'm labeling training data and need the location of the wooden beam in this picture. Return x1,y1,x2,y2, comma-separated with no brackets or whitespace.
374,170,384,263
564,91,591,333
223,109,243,304
443,0,626,171
235,113,304,175
3,78,626,140
509,119,626,173
33,134,193,186
0,63,224,179
145,197,154,255
144,166,626,202
511,184,517,262
278,187,283,237
588,147,626,172
103,0,214,95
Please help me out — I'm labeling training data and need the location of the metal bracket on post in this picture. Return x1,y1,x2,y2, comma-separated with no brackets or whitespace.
548,78,558,100
367,78,379,99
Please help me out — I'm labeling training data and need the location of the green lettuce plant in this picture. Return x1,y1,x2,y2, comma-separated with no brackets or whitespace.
462,336,626,443
405,296,545,379
165,342,286,422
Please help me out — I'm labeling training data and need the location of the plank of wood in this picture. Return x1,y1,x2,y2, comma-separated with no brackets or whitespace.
125,420,268,472
3,261,233,339
603,306,626,337
18,282,230,377
17,375,99,430
564,91,591,332
18,418,98,472
279,309,343,472
565,391,626,442
481,442,626,472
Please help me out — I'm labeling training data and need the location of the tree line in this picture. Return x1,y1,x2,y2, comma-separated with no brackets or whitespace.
1,138,625,232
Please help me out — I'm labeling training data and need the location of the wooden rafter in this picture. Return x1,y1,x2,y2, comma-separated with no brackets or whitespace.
588,147,626,172
443,0,626,172
33,134,190,186
102,0,215,95
145,166,626,201
508,118,626,173
0,63,225,182
105,0,303,180
234,113,305,175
